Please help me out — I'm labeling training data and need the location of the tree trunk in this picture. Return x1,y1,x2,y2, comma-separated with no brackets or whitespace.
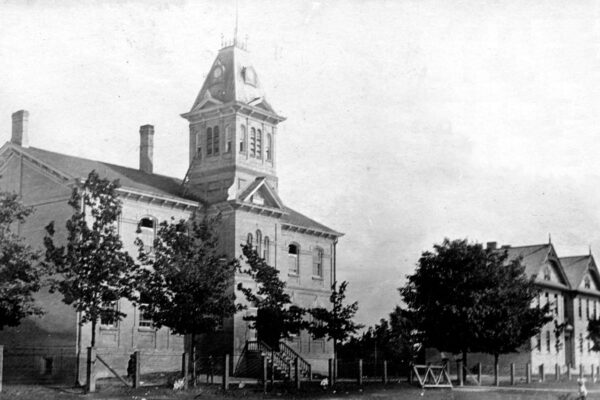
494,354,499,386
462,351,467,382
91,319,96,347
333,338,337,381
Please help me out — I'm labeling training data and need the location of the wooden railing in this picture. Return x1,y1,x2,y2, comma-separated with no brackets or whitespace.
279,340,311,379
246,340,291,378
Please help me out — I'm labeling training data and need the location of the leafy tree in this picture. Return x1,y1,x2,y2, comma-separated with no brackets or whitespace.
0,192,44,329
237,243,305,349
136,213,240,377
400,238,549,380
475,253,551,384
307,281,363,361
43,170,138,347
588,318,600,352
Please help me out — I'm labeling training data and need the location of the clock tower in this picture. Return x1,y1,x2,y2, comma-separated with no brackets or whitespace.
181,41,285,204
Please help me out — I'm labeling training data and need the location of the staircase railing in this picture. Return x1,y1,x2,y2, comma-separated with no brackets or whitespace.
279,340,312,379
246,340,292,378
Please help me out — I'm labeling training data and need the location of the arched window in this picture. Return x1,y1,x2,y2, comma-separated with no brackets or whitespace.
138,217,156,253
313,247,323,278
250,127,256,157
546,331,551,353
266,133,272,161
288,243,299,275
256,129,262,158
543,266,551,281
256,230,262,255
206,127,213,156
247,233,253,246
264,236,270,262
239,125,246,153
225,125,232,153
213,126,220,155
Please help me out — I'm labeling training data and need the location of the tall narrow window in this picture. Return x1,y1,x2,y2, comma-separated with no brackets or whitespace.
585,276,591,289
266,133,272,161
196,132,202,159
247,233,253,246
213,126,220,155
138,217,156,253
554,294,558,315
240,125,246,153
256,230,262,255
543,266,551,281
546,331,551,353
595,301,598,319
138,292,153,328
587,299,590,319
250,127,256,157
263,237,270,262
256,129,262,158
225,125,232,153
536,333,542,351
579,298,583,319
580,333,584,353
288,244,299,275
313,247,323,278
206,127,213,156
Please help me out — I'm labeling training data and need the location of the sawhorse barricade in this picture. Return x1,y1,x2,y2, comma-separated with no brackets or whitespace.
412,364,453,389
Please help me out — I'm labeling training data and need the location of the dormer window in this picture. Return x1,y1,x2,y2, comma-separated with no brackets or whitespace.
585,276,591,289
543,266,551,281
251,192,264,206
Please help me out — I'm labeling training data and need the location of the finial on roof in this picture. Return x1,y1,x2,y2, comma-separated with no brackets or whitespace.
220,0,248,50
590,245,592,256
548,233,552,244
234,0,239,46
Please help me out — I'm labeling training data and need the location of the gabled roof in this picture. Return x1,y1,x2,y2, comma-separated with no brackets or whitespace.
238,177,285,210
560,254,600,293
1,143,195,204
502,243,570,288
189,45,278,115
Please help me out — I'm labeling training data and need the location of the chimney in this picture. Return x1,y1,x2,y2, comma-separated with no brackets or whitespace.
486,241,497,250
139,124,154,174
11,110,29,147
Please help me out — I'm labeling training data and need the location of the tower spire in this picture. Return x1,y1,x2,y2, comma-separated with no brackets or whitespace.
234,0,239,46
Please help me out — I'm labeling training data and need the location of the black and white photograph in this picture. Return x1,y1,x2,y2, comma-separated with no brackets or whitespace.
1,1,600,399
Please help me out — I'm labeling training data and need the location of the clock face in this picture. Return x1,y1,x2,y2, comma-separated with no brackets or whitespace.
213,67,223,79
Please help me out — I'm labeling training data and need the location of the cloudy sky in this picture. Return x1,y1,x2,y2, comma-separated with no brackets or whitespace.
2,0,600,326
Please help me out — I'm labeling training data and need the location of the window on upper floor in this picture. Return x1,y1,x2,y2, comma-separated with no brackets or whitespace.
225,125,232,153
213,126,220,155
206,127,213,156
543,266,551,281
554,294,559,316
266,133,272,161
138,217,156,253
256,129,262,158
250,128,256,157
196,132,202,159
263,236,270,262
247,233,253,247
580,333,584,353
585,276,591,289
240,125,246,153
536,332,542,352
288,243,299,275
313,247,324,278
546,331,551,353
595,301,598,319
587,299,591,320
256,230,262,255
579,298,583,319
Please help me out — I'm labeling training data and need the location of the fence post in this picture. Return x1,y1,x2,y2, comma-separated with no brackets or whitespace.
555,363,560,381
86,347,96,393
181,353,189,389
580,364,584,378
0,344,3,393
539,364,545,382
358,359,363,386
457,360,463,386
294,357,300,390
328,359,334,388
132,351,141,389
568,364,572,380
222,354,229,391
511,363,515,385
526,363,531,384
262,356,268,393
383,360,388,384
494,362,499,386
477,362,481,385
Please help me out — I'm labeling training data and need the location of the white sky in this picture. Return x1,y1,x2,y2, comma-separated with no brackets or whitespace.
2,0,600,326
